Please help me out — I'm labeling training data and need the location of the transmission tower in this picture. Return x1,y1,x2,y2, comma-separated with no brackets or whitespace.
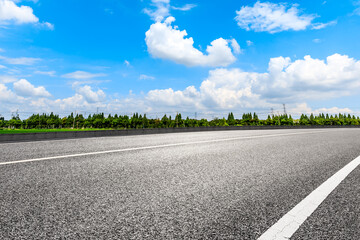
283,104,287,115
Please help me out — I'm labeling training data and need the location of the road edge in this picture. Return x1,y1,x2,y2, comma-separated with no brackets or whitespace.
0,125,359,143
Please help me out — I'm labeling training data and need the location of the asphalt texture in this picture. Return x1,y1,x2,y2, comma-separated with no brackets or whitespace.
0,129,359,239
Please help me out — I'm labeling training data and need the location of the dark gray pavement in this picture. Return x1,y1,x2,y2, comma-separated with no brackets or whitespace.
0,129,359,239
292,166,360,240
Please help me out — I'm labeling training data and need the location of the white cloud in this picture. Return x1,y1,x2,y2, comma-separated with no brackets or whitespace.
76,85,106,103
0,0,53,28
254,54,360,102
34,70,56,77
42,21,54,30
144,53,360,112
145,68,265,111
145,17,236,67
25,85,107,113
13,79,51,97
0,55,41,65
313,39,321,43
172,4,197,11
144,1,197,22
124,60,130,67
235,2,315,33
147,86,202,109
246,40,254,46
289,103,353,115
311,20,337,30
198,68,263,110
0,83,20,103
144,0,170,22
0,78,108,115
139,74,155,80
314,107,353,114
62,71,107,79
0,0,38,24
2,54,360,118
0,75,17,83
12,0,39,3
230,39,241,54
70,80,109,88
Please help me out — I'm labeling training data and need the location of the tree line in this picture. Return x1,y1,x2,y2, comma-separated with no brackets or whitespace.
0,112,359,130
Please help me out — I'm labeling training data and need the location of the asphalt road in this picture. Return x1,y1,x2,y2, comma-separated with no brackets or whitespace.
1,129,359,239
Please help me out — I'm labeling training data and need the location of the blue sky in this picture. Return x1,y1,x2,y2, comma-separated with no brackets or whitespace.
1,0,360,119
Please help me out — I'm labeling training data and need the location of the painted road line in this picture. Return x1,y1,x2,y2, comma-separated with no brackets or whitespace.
0,130,329,166
258,155,360,240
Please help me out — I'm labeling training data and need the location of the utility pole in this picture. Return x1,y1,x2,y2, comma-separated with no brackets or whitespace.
195,112,197,119
271,108,274,116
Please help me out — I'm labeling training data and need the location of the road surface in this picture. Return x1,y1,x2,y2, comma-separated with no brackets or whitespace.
1,129,359,239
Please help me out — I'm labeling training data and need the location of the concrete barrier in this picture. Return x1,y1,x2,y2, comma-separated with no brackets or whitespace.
0,125,359,143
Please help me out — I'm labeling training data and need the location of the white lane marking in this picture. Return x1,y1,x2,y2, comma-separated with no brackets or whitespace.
0,130,329,166
258,155,360,240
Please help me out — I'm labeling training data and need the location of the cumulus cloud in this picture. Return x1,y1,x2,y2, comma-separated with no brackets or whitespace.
13,79,51,97
0,0,53,28
2,54,360,118
235,2,315,33
143,53,360,112
0,83,21,103
26,85,107,114
76,85,106,103
289,103,353,116
0,78,109,115
255,54,360,102
145,17,236,67
0,0,38,24
145,68,266,112
62,71,107,79
147,86,202,110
